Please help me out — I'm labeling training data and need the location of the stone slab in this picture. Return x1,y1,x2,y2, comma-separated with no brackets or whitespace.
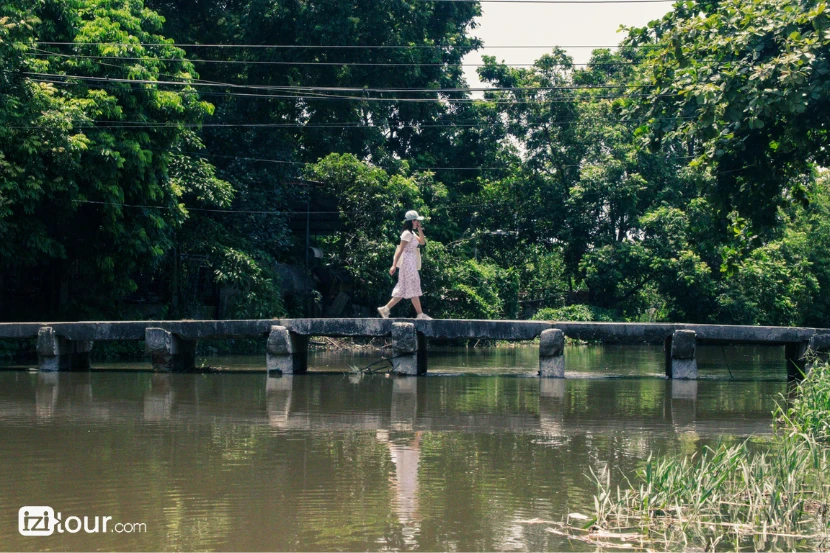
1,319,828,346
810,334,830,352
671,358,698,380
671,330,696,360
266,326,293,356
391,322,418,353
539,355,565,378
145,328,197,372
539,329,565,357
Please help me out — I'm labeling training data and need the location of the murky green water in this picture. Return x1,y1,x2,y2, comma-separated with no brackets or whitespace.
0,345,791,551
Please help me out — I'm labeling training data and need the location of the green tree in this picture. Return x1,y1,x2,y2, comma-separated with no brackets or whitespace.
623,0,830,227
0,0,232,319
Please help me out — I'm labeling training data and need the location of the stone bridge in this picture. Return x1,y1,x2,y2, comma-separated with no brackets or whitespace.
1,319,828,379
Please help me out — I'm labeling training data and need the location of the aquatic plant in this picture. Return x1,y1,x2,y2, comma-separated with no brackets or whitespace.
579,362,830,551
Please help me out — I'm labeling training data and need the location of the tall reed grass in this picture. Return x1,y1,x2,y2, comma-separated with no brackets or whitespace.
585,362,830,551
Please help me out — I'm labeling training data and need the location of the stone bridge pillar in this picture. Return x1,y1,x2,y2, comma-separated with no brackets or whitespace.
539,329,565,378
785,341,810,379
391,322,426,376
266,326,308,375
807,334,830,372
666,330,698,379
36,326,93,371
145,328,197,372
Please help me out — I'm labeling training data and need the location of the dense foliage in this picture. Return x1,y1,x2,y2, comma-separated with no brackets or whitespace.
1,0,829,327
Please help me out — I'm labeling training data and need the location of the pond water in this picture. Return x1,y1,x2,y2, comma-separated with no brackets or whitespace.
0,345,792,551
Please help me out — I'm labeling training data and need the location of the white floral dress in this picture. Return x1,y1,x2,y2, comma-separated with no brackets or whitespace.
392,230,422,299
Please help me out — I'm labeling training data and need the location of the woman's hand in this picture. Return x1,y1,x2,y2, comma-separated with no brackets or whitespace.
413,220,426,244
389,266,397,276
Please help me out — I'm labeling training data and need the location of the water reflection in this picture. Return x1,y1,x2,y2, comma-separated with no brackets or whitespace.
4,371,780,438
377,428,422,546
144,374,174,421
0,347,790,552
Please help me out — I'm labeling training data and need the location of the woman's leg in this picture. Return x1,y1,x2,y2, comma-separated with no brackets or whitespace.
386,296,403,310
410,296,423,315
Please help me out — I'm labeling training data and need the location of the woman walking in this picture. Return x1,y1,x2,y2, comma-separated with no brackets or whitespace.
377,210,432,320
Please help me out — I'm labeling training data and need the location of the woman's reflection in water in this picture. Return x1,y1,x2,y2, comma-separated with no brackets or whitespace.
377,428,422,545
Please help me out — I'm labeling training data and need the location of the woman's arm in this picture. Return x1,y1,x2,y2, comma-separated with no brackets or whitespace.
414,222,426,245
389,241,407,275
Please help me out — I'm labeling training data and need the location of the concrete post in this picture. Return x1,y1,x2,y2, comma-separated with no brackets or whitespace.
36,326,94,371
539,329,565,378
668,330,698,379
785,341,810,379
391,322,424,376
145,327,197,372
266,326,308,375
807,334,830,372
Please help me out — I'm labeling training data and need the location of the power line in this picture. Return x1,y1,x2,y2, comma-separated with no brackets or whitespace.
5,115,695,130
35,41,660,49
70,198,511,215
28,51,640,68
177,149,696,170
26,76,671,103
420,0,673,2
22,71,653,93
66,165,744,216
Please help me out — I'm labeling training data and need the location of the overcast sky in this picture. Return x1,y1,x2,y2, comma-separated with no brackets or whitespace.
462,1,673,89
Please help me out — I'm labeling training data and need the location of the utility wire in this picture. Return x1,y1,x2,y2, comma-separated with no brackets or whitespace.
173,149,696,170
5,115,696,130
35,41,661,49
25,77,670,103
28,51,640,67
417,0,673,2
69,198,512,215
64,165,748,216
21,71,655,93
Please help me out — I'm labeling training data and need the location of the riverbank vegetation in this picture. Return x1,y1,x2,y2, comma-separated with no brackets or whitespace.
1,0,829,327
576,361,830,550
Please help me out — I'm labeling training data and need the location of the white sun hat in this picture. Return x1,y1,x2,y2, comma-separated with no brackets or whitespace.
403,210,425,221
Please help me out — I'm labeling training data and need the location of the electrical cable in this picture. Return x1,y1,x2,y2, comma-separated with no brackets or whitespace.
27,50,641,68
418,0,673,2
5,116,693,130
67,198,513,215
22,76,676,104
20,70,657,93
35,41,662,49
63,164,747,216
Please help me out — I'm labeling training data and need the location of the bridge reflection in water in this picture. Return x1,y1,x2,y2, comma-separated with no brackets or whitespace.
0,371,781,438
0,370,787,551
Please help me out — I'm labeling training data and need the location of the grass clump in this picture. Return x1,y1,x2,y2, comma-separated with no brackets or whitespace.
531,304,618,322
583,362,830,551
